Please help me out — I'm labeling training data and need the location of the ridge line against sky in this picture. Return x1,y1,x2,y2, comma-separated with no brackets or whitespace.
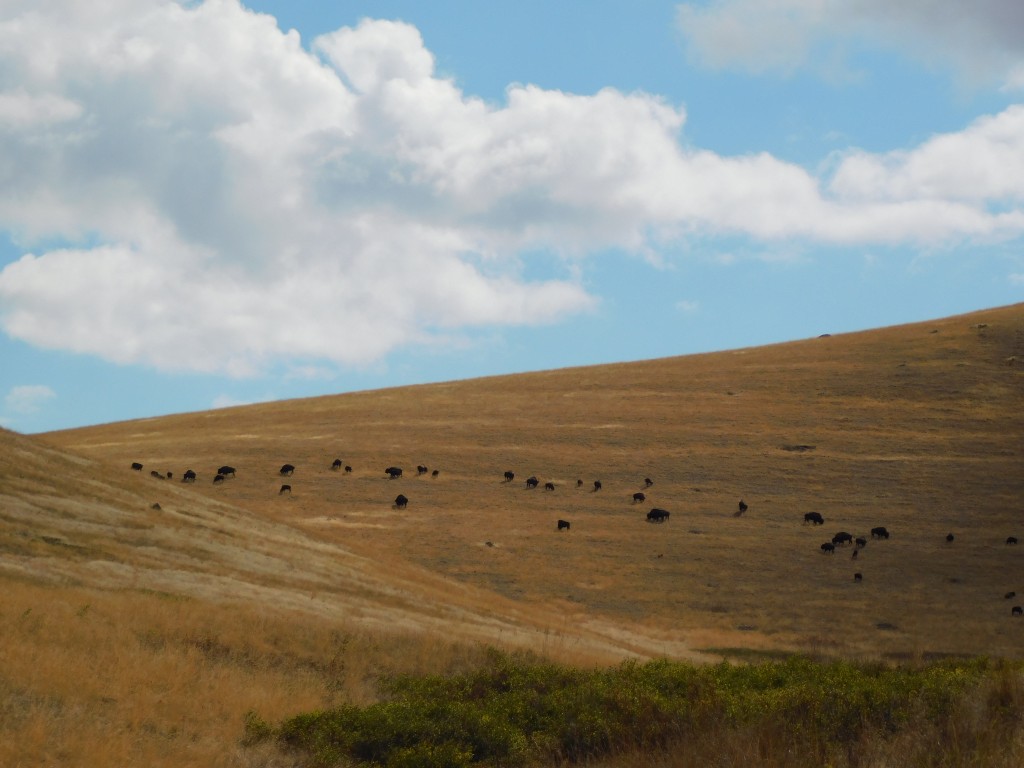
1,0,1022,432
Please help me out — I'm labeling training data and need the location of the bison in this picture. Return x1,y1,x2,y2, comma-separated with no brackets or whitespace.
131,462,143,471
1007,537,1019,545
183,469,197,483
217,465,236,477
737,500,748,514
644,478,654,488
557,519,571,531
331,459,343,470
946,533,955,543
854,572,863,582
526,476,539,489
394,494,408,509
803,512,825,525
431,469,439,478
593,481,602,492
544,482,555,491
345,465,352,473
279,484,291,495
832,532,853,546
417,465,428,475
504,471,515,483
647,508,670,523
213,474,226,484
633,492,646,503
385,466,403,479
821,542,835,554
870,526,890,539
1013,606,1023,617
280,464,295,476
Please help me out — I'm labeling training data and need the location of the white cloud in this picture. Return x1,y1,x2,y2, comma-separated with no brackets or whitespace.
676,0,1024,88
5,384,56,414
1010,273,1024,285
0,2,1021,376
675,300,700,313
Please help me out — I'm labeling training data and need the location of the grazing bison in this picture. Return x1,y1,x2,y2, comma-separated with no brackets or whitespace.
633,492,646,503
166,471,173,479
832,532,853,546
150,470,162,478
345,465,352,473
279,484,291,495
1005,592,1017,600
1007,537,1019,545
1013,606,1023,617
821,543,835,554
544,482,555,491
557,519,571,531
217,466,236,477
213,474,226,484
331,459,343,470
577,479,584,488
946,533,955,543
647,508,670,523
593,481,602,492
385,466,403,479
131,462,143,471
432,469,439,478
394,494,408,509
854,572,863,582
183,469,197,483
644,478,654,488
871,526,890,539
280,464,295,476
504,471,515,483
526,476,539,489
417,465,428,475
803,512,825,525
738,500,748,514
855,537,867,549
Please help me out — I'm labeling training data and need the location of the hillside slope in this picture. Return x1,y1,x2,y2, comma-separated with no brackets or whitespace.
34,303,1024,659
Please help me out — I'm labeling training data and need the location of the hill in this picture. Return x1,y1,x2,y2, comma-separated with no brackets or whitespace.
36,302,1024,661
3,303,1023,765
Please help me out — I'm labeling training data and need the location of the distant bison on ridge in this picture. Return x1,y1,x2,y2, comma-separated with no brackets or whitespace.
279,464,295,476
557,519,571,531
633,492,646,503
385,467,403,479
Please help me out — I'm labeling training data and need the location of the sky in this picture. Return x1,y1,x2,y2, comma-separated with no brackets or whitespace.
1,0,1023,433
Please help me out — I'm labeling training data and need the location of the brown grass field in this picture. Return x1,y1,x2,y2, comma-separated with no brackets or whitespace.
2,303,1023,765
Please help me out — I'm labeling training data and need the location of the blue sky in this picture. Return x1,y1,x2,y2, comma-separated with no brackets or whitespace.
1,0,1022,433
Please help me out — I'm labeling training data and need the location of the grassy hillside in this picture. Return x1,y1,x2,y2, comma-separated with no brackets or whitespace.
2,302,1023,765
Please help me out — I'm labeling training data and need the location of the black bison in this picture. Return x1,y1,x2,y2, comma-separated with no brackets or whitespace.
593,481,602,492
644,478,654,488
854,572,863,582
432,469,439,478
1013,606,1023,617
504,471,515,483
526,476,539,489
647,508,670,523
557,519,571,531
870,526,890,539
385,466,403,479
832,532,853,546
544,482,555,491
946,533,955,543
131,462,143,471
417,465,428,475
213,474,226,484
183,469,197,483
855,537,867,549
1007,537,1018,545
577,479,584,488
737,500,748,514
633,492,646,503
821,542,835,554
279,484,291,495
217,465,236,477
1005,592,1017,600
280,464,295,476
345,465,352,473
803,512,825,525
394,494,408,509
331,459,343,470
150,470,162,478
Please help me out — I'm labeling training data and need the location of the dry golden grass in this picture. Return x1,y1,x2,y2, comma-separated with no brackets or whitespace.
2,302,1023,765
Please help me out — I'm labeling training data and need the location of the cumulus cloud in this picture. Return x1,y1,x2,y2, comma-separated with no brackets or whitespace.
5,384,56,415
676,0,1024,87
0,1,1021,376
